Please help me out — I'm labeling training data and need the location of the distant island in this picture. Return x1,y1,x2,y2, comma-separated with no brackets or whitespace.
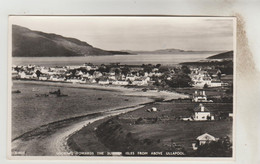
12,25,130,57
124,49,224,55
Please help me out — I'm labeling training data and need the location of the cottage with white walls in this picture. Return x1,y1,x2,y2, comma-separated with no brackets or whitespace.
112,80,129,86
192,133,217,150
18,71,26,79
193,103,214,121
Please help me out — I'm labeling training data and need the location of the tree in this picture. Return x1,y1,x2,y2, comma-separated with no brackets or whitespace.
158,66,169,73
35,70,42,78
166,72,192,88
121,67,130,76
143,65,153,73
155,64,161,68
181,65,191,74
114,68,121,75
203,83,208,89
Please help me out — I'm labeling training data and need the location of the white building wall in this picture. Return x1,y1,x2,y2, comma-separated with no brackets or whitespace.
194,112,211,121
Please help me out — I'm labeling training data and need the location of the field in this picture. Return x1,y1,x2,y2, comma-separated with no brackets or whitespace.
69,101,233,154
11,81,152,139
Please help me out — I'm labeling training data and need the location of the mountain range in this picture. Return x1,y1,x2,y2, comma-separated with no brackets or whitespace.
124,49,224,55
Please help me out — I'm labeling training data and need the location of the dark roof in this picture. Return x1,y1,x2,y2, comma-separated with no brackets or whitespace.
194,103,210,112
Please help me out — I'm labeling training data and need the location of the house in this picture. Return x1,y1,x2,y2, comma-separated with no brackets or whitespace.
192,91,209,102
93,71,103,78
126,75,136,82
18,71,26,79
112,80,129,86
39,76,48,81
108,75,116,80
132,80,146,86
66,77,81,83
79,78,87,84
76,70,84,76
210,80,222,87
193,103,214,121
196,133,216,145
89,78,97,83
98,77,109,85
192,133,217,150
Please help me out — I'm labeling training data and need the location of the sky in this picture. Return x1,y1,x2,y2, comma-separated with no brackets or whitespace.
10,16,235,51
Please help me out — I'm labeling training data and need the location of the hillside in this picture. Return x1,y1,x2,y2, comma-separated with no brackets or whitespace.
207,51,233,59
12,25,130,57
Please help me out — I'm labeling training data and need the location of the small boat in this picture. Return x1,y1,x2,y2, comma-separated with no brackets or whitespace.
32,88,39,92
57,94,68,97
12,90,21,94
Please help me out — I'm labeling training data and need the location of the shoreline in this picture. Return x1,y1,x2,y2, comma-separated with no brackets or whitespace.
13,79,189,101
11,103,147,156
11,80,188,156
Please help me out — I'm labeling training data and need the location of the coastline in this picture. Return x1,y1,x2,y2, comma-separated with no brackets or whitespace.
13,80,189,101
11,80,188,156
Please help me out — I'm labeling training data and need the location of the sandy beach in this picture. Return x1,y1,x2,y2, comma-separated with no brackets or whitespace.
13,80,189,101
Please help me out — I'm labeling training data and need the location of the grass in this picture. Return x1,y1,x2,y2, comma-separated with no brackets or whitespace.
69,101,233,155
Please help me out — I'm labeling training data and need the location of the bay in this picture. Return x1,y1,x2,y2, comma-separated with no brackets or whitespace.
12,53,216,67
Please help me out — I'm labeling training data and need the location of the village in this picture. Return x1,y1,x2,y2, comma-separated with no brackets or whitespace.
12,62,231,89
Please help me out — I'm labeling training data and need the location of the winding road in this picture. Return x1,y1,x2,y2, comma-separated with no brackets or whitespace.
11,105,145,156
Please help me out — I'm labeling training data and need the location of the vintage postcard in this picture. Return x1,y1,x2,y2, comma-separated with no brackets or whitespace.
8,16,236,159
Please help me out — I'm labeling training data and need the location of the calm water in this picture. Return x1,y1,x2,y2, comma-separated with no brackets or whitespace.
12,53,216,67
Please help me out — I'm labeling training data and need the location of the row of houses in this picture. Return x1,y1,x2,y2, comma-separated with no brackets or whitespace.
14,66,151,86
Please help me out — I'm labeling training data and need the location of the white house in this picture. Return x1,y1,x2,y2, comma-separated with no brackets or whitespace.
192,133,217,150
126,75,136,82
196,133,216,145
193,103,214,121
39,76,48,81
210,80,222,87
193,91,208,102
93,71,103,78
98,78,109,85
18,71,26,79
112,80,129,86
89,78,97,83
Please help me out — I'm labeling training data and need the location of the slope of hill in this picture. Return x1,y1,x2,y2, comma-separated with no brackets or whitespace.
12,25,130,57
207,51,233,59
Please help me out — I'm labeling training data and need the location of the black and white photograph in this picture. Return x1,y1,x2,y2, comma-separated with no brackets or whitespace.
9,16,235,158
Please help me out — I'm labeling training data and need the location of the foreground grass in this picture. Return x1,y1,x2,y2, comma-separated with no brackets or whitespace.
68,102,233,155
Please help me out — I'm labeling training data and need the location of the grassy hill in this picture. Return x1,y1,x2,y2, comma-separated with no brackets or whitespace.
207,51,233,59
12,25,130,57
